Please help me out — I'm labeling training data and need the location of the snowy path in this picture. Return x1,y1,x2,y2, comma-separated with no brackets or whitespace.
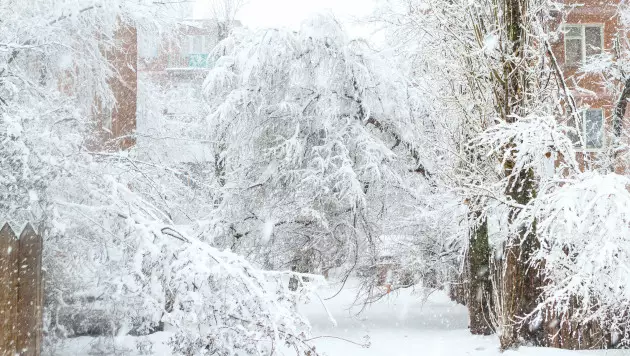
302,282,628,356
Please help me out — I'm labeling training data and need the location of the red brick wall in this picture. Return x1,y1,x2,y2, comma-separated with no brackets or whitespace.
108,23,137,150
85,21,138,151
550,0,629,171
551,1,620,103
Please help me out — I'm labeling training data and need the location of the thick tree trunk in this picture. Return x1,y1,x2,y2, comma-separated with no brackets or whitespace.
542,296,609,349
497,0,544,349
467,212,494,335
500,167,544,349
448,275,467,306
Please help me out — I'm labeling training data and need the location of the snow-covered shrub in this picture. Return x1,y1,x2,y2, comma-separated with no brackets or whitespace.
476,111,630,345
44,160,324,355
527,173,630,344
476,115,579,182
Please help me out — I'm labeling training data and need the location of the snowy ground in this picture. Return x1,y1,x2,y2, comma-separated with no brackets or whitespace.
301,281,628,356
56,281,629,355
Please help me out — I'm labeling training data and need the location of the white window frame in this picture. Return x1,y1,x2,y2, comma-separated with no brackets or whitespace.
138,34,159,59
187,35,211,55
563,24,604,67
570,109,605,151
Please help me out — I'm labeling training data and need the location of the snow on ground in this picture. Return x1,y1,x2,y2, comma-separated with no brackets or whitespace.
55,280,629,355
301,280,628,356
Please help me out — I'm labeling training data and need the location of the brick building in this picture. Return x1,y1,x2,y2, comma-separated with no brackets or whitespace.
98,23,138,151
57,20,138,151
138,19,221,81
551,0,629,169
90,19,224,153
99,6,627,159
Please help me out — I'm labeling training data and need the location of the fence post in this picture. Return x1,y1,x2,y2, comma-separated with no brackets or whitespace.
16,224,43,356
0,223,19,356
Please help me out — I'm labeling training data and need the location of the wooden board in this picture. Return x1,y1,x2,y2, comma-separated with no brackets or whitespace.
16,224,43,356
0,223,18,356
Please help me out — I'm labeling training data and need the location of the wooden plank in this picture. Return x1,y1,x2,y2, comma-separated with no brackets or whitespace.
16,224,42,356
0,223,19,356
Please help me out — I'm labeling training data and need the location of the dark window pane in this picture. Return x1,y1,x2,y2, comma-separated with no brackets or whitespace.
564,26,581,37
585,110,603,148
585,26,602,58
565,38,582,66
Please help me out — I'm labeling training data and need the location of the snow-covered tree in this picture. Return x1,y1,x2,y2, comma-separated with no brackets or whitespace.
201,15,437,298
370,0,630,349
370,0,507,334
2,2,326,355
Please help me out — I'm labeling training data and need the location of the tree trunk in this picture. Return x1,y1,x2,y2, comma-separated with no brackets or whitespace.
448,262,468,306
497,0,544,349
613,77,630,138
467,211,494,335
500,167,544,349
542,296,609,349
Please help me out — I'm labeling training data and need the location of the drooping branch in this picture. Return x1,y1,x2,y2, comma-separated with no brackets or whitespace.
544,39,579,120
365,116,432,179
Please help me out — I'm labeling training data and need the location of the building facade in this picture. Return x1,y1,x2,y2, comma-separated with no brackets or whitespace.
101,23,138,151
551,0,629,170
138,19,220,80
88,19,222,153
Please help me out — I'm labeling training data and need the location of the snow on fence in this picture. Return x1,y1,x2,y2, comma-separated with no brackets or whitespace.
0,223,43,356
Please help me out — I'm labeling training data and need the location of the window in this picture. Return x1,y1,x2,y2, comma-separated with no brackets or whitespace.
138,34,159,58
564,24,603,66
187,35,208,55
185,35,215,67
191,35,203,53
567,109,604,149
186,35,216,54
584,109,604,148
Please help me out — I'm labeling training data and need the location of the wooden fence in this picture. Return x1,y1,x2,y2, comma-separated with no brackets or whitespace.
0,223,43,356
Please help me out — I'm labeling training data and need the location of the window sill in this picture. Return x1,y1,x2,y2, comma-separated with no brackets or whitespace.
574,147,604,153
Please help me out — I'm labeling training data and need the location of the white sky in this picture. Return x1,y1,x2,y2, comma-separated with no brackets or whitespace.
193,0,378,39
